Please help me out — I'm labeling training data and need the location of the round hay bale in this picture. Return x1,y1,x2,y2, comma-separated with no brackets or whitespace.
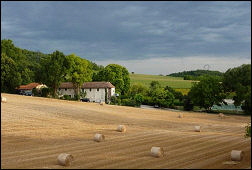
57,153,74,166
178,113,183,118
94,133,105,142
117,125,126,132
194,125,201,132
150,147,164,158
1,96,7,103
231,150,244,161
219,113,225,118
99,102,105,105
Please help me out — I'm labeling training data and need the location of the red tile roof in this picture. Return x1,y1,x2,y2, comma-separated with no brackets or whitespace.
17,83,41,90
59,82,115,89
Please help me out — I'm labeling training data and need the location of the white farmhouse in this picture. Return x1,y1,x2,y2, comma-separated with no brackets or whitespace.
58,82,115,103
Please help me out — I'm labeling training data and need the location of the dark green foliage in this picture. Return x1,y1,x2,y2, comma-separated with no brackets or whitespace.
150,81,161,89
74,94,80,101
164,86,183,101
63,95,71,100
80,91,87,99
188,76,226,111
37,50,71,97
183,96,194,111
105,88,108,103
66,54,93,98
110,96,121,105
245,124,251,137
32,88,39,96
148,81,175,108
127,84,148,99
134,94,144,106
41,87,50,97
90,61,104,71
169,69,223,81
1,53,22,93
223,64,251,114
1,39,48,86
93,64,130,95
121,98,137,107
1,39,105,96
142,96,154,105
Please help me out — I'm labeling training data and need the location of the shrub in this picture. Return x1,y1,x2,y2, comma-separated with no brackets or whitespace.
63,95,71,100
74,94,80,101
245,123,251,138
110,96,121,105
134,94,143,106
32,88,39,96
41,87,50,97
183,96,194,111
121,98,137,107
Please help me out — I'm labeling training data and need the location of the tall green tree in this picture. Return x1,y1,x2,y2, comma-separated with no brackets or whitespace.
148,81,175,107
164,86,183,101
222,64,251,113
127,83,148,98
93,64,130,95
1,53,22,93
188,76,226,111
37,50,70,97
1,39,47,85
66,54,93,99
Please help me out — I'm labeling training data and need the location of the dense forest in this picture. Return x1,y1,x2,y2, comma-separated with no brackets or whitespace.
168,70,223,80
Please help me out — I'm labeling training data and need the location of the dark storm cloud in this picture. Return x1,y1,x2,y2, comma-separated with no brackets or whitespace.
1,1,251,63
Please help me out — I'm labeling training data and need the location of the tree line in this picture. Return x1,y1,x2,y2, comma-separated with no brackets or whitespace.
168,69,223,81
1,39,130,99
1,39,251,114
111,64,251,115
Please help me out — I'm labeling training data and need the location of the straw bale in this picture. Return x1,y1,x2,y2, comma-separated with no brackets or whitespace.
150,147,164,158
57,153,74,166
117,125,126,132
231,150,244,161
94,133,105,142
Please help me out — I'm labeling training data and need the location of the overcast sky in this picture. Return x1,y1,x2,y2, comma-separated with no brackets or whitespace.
1,1,251,75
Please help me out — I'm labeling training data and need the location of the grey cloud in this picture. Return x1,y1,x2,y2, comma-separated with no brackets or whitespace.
1,1,251,65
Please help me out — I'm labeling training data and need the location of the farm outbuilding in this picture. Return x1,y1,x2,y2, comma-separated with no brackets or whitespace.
16,83,47,95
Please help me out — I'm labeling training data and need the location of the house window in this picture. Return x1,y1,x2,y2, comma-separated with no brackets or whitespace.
90,88,91,91
65,88,67,91
97,88,99,91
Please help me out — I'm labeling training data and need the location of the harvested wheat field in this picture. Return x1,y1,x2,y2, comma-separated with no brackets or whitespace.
1,93,251,169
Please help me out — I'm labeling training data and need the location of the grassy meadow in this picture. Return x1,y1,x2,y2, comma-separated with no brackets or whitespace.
129,73,198,95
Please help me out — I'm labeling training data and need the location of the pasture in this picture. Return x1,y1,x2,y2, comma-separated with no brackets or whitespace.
1,93,251,169
130,74,197,95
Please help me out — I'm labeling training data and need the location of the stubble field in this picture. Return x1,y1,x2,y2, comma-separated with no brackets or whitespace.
1,93,251,169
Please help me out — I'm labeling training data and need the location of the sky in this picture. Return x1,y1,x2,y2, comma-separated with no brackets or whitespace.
1,1,251,75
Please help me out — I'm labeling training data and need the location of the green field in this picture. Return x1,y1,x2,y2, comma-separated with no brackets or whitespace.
130,73,198,95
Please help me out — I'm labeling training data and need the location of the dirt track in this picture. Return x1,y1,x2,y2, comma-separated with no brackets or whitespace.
1,93,251,169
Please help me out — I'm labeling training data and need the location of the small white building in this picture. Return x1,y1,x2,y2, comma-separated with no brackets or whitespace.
17,82,47,95
58,82,115,103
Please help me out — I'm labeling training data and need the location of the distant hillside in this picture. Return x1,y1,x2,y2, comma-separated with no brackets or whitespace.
129,73,198,95
168,70,223,80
